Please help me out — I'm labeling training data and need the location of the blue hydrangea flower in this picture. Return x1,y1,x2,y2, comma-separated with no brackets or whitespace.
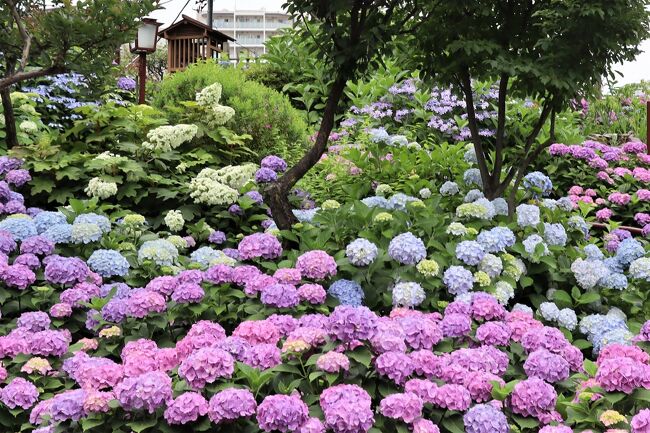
71,223,102,244
523,234,549,259
583,244,604,261
361,196,390,209
439,181,459,196
571,258,609,289
464,189,484,203
138,239,179,266
392,282,425,307
473,198,496,219
629,257,650,281
388,193,418,211
42,223,73,243
541,199,557,210
0,216,37,241
543,223,567,247
593,328,633,354
455,240,485,266
463,168,483,188
604,257,624,273
388,232,426,265
557,308,577,330
512,303,533,314
491,198,508,216
87,249,130,277
615,238,644,266
599,273,628,290
516,204,540,228
190,246,230,267
463,147,478,164
539,302,560,321
73,213,111,233
443,266,473,296
292,208,319,223
328,279,364,306
368,128,389,143
568,216,589,239
523,171,553,198
557,197,574,212
33,211,67,234
345,238,378,266
476,227,515,253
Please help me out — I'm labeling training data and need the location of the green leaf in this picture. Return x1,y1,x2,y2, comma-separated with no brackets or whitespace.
441,415,465,433
513,415,539,429
348,346,372,368
128,418,158,433
632,388,650,403
578,292,600,305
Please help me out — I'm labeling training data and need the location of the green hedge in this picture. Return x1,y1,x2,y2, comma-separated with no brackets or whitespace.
153,61,308,162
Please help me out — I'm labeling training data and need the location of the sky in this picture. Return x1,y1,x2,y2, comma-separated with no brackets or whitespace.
151,0,650,87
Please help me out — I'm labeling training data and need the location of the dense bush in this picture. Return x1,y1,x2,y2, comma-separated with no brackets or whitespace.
152,61,309,161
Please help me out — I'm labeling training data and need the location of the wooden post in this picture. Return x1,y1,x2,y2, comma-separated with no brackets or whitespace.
207,0,213,29
138,52,147,104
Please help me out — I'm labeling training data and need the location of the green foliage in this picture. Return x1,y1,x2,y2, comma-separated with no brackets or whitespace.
403,0,650,199
152,60,309,161
0,0,157,84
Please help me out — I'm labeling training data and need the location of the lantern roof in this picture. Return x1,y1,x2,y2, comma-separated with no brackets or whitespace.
158,14,235,42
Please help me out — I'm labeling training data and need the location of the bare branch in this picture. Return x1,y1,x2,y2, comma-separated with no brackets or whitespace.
0,65,67,91
6,0,33,72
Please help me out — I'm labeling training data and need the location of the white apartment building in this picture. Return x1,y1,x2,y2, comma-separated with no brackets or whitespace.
197,9,292,60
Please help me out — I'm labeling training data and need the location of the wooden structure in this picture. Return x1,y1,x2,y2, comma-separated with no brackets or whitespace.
158,15,235,73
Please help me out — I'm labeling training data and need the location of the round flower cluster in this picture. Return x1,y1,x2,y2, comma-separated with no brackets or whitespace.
138,239,178,266
164,210,185,232
295,250,337,280
87,249,130,277
328,279,364,306
84,177,118,200
346,238,378,266
238,233,282,260
388,232,426,265
392,282,426,307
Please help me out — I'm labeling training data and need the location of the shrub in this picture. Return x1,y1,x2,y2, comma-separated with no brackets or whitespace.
153,61,309,161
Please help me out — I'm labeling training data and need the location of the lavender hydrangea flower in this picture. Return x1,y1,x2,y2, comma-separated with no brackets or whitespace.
455,241,486,266
379,392,423,423
164,392,208,425
463,403,509,433
346,238,378,266
388,232,426,265
114,371,172,413
443,266,473,295
0,377,39,409
208,388,257,423
257,394,308,432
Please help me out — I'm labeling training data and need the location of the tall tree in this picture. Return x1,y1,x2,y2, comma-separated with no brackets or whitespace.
0,0,158,147
265,0,425,230
407,0,650,209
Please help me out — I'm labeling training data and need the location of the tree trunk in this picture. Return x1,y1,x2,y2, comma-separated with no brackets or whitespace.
1,87,18,149
265,74,348,230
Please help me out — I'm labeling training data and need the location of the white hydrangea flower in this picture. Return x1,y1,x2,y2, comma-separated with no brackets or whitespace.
19,120,38,134
188,171,239,206
142,124,198,152
84,177,118,199
164,210,185,232
212,164,257,189
196,82,236,126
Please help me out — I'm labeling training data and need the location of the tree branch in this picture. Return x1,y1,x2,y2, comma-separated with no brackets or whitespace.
459,67,492,196
0,65,67,91
492,73,509,184
6,0,33,72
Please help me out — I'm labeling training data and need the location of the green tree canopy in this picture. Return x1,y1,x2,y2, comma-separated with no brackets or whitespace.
407,0,650,205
